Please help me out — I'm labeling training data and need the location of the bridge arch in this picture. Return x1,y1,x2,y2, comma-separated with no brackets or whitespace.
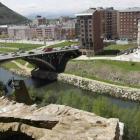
58,51,78,65
0,58,56,71
23,58,56,70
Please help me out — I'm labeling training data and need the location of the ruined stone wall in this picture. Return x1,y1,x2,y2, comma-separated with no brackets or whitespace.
0,97,124,140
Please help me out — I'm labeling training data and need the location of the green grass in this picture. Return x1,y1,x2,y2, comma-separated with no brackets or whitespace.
50,42,77,48
104,44,137,51
64,71,140,89
71,60,140,71
15,59,26,65
90,44,137,57
0,48,18,52
2,62,23,70
27,63,34,68
0,43,43,48
98,60,140,71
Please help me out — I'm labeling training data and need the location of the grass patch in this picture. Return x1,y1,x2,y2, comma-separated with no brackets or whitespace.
64,71,140,89
27,63,34,68
15,59,26,65
0,48,18,52
71,59,140,71
88,44,137,57
50,42,77,48
0,43,43,48
2,62,23,70
104,44,137,51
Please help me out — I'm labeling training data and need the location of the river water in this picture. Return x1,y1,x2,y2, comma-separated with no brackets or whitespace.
0,67,139,109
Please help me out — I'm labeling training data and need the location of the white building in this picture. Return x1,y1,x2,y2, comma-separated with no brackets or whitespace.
32,16,46,26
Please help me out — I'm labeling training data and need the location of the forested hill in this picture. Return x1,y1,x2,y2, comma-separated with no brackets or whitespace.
0,2,29,25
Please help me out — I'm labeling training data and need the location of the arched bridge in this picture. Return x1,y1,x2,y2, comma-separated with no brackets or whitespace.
0,47,79,71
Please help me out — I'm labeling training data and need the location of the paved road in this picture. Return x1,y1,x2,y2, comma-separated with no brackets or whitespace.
0,46,79,61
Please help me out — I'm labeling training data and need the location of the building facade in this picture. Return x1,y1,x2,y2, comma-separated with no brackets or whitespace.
62,27,76,40
138,20,140,45
32,16,46,26
97,7,118,39
36,25,62,40
8,26,36,39
76,8,103,55
119,7,140,41
59,16,71,23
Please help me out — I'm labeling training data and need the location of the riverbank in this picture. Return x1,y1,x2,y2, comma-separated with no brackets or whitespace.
57,73,140,101
31,69,140,102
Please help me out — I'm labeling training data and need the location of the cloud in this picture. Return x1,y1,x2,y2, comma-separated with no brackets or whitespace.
1,0,140,15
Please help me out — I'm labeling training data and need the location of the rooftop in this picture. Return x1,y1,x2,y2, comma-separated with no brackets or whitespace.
75,8,96,16
8,26,32,29
120,7,140,12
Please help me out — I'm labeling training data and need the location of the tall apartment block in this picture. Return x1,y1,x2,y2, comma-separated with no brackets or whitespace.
137,20,140,45
96,7,118,39
119,7,140,41
76,8,103,55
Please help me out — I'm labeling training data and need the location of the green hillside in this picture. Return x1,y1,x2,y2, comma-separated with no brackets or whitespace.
0,2,29,25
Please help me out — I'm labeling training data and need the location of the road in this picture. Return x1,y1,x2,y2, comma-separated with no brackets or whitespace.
0,45,79,61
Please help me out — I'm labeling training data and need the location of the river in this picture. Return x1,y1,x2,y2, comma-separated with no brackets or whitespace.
0,67,139,109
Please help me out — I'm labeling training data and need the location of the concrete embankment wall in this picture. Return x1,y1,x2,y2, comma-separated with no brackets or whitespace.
15,68,140,102
57,73,140,101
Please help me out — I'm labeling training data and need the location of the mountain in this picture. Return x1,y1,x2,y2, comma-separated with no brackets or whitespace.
0,2,29,25
25,12,76,19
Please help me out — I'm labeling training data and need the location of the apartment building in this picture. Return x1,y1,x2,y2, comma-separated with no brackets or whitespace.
59,16,71,23
76,8,103,55
8,26,36,39
32,15,46,26
36,25,62,40
119,7,140,41
138,20,140,45
96,7,118,39
62,27,76,40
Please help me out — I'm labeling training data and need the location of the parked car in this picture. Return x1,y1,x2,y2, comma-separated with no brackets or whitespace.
19,50,25,53
1,53,8,56
28,51,35,54
44,47,53,52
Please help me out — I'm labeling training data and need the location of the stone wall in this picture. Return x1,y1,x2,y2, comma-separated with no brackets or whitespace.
10,68,31,77
57,73,140,101
0,97,124,140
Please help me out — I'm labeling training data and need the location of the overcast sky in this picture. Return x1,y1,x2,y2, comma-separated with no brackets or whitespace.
1,0,140,15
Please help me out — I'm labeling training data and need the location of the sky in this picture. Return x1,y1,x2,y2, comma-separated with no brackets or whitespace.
1,0,140,16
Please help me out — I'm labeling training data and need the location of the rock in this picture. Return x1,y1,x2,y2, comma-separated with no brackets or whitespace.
0,97,124,140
